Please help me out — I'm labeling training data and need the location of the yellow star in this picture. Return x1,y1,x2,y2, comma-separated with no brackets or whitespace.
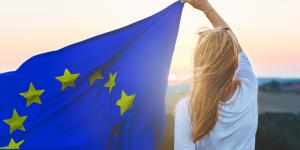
55,68,80,91
20,82,45,107
3,109,27,134
104,72,117,94
116,90,136,115
89,68,104,85
0,138,24,149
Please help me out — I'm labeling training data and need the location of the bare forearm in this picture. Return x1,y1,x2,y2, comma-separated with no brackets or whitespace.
186,0,243,52
202,4,229,29
202,3,243,52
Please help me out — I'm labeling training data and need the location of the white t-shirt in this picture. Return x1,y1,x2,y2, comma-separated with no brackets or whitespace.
174,51,258,150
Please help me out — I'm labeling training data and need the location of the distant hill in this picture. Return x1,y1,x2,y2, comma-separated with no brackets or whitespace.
257,77,300,86
259,78,300,93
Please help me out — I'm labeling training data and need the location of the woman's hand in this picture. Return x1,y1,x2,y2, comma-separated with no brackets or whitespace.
185,0,214,13
185,0,243,52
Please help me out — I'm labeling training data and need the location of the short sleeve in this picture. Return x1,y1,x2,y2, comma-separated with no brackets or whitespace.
174,98,196,150
236,52,258,90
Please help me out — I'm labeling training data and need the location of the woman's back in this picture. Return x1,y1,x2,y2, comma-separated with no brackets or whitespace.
175,52,258,150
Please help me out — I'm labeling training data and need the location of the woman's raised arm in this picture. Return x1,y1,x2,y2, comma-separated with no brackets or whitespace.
185,0,243,52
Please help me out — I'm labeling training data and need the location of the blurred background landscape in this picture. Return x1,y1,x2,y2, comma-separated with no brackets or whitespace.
163,78,300,150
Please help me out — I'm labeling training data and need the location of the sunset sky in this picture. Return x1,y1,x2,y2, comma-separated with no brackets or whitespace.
1,0,299,78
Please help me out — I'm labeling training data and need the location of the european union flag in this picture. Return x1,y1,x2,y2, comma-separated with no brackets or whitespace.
0,1,183,149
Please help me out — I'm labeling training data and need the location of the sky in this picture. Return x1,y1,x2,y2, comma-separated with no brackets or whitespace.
0,0,300,78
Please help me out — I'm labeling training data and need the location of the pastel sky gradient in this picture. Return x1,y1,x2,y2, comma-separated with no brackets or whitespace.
0,0,299,78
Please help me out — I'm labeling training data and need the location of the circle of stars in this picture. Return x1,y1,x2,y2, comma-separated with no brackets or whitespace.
1,67,136,148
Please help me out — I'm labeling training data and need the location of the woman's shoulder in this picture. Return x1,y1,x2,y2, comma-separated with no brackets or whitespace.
175,97,190,116
175,97,192,129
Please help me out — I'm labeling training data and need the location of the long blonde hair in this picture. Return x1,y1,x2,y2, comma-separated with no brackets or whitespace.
189,28,241,142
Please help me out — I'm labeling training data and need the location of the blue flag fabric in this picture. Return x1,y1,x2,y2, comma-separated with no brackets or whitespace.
0,1,183,149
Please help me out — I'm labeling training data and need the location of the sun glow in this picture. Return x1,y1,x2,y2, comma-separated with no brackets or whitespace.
168,73,177,81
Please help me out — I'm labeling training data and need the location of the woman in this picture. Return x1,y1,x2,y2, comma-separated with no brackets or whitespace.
174,0,258,149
